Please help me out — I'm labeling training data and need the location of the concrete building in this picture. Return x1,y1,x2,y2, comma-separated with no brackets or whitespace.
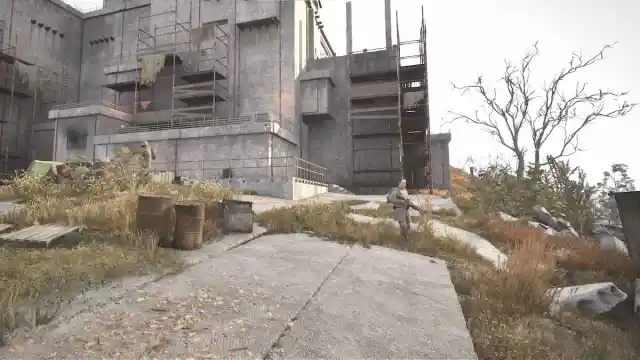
0,0,451,197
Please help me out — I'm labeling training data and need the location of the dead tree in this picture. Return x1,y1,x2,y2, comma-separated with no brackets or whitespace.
448,44,538,178
529,43,634,172
449,42,635,179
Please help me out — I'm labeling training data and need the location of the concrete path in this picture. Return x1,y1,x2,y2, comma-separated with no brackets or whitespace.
2,233,477,359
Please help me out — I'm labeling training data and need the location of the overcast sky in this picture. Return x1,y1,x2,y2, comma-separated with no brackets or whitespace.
63,0,640,184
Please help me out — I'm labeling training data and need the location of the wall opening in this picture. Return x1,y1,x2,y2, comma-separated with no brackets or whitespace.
66,128,88,150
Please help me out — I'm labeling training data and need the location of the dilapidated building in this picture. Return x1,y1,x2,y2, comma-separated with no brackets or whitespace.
0,0,451,197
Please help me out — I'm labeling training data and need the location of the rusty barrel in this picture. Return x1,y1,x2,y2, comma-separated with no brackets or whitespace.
136,194,174,248
174,201,205,250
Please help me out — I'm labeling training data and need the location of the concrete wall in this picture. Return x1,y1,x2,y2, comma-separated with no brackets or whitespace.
431,133,452,190
302,56,351,186
0,0,83,169
81,4,150,109
292,177,327,200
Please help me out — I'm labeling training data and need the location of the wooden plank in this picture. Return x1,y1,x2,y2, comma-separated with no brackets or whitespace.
0,224,81,249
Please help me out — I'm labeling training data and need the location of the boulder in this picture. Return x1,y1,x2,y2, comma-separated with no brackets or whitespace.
531,205,579,236
592,228,628,256
498,212,518,222
531,205,559,230
549,282,627,317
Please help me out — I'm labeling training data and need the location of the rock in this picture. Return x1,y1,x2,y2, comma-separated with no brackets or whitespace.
329,184,353,195
498,212,518,222
531,205,560,230
549,282,627,317
557,229,578,238
531,205,580,236
528,221,544,229
592,228,628,256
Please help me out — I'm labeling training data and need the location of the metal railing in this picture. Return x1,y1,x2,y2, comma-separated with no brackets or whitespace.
111,156,327,184
112,111,285,134
51,100,132,113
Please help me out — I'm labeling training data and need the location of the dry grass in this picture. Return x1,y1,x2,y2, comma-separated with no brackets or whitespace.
0,175,237,345
256,202,484,263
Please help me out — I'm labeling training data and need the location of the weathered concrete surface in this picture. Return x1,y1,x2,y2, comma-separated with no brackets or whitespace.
2,233,476,359
272,245,477,359
347,213,506,269
317,193,462,215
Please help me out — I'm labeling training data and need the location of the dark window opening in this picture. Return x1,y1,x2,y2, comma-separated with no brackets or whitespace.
66,129,87,150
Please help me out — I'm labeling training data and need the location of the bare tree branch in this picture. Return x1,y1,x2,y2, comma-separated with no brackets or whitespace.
447,42,540,178
448,41,636,177
529,43,637,169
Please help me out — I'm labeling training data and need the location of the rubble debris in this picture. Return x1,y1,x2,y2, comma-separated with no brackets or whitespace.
498,212,518,222
591,227,628,256
549,282,627,317
531,205,579,237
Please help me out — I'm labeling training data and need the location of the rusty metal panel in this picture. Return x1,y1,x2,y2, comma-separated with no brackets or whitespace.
613,191,640,265
0,224,81,248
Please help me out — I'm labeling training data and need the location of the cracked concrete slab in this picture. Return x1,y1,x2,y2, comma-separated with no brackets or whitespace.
272,245,477,360
2,231,476,360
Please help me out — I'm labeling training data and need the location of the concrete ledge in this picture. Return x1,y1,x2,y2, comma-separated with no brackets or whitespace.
83,0,150,18
104,63,139,75
49,105,132,123
94,122,296,146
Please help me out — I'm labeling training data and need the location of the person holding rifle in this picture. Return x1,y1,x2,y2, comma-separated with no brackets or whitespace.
387,178,424,242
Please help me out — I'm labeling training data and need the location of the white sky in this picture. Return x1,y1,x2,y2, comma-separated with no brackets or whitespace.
63,0,640,184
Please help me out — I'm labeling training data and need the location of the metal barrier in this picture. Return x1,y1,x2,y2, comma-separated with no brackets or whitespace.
113,156,327,184
51,100,132,114
112,111,287,134
613,191,640,265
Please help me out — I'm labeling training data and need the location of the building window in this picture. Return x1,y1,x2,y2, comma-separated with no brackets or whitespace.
66,129,87,150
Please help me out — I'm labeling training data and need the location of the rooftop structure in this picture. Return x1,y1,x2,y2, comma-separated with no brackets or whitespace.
0,0,451,196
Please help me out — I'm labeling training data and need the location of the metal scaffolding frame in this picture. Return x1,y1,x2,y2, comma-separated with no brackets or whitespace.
395,7,431,193
0,41,19,172
346,6,431,193
132,0,229,125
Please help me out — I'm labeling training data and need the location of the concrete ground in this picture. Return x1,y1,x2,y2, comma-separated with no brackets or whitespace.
0,194,478,359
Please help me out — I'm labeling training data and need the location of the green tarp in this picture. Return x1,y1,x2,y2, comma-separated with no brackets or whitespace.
26,160,64,178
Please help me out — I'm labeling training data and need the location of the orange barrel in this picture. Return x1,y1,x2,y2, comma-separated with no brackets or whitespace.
173,200,205,250
136,194,175,248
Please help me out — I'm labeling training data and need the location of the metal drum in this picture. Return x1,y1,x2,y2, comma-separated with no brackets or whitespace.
220,199,254,233
174,201,205,250
136,194,174,247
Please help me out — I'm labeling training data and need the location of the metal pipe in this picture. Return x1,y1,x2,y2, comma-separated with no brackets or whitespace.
345,1,352,55
384,0,392,49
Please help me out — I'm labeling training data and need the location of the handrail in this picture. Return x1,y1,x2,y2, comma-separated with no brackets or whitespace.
51,100,132,113
104,156,327,184
112,111,284,134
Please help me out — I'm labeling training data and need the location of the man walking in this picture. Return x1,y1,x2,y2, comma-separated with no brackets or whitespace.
387,178,412,242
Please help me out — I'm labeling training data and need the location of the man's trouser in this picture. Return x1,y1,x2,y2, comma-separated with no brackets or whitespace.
393,205,411,241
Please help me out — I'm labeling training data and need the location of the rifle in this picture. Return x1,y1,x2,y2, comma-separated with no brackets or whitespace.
397,194,426,213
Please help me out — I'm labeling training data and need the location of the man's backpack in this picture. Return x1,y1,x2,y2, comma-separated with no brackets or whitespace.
386,188,395,203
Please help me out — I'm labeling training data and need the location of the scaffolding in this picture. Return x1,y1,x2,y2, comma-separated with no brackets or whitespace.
0,41,19,172
394,7,431,192
131,0,229,125
347,7,431,193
